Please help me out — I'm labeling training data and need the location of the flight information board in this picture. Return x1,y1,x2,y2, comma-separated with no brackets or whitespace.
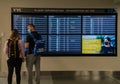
83,15,116,35
49,16,81,34
13,15,47,34
48,35,81,54
12,8,117,56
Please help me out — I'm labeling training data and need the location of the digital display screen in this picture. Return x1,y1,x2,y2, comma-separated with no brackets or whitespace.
12,8,117,56
49,16,81,34
83,15,116,34
82,35,116,55
48,35,81,54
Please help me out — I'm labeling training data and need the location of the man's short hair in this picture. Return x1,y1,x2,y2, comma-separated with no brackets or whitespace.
27,24,35,29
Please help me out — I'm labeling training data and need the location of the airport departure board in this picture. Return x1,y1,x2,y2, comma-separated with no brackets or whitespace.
12,8,117,56
83,15,116,34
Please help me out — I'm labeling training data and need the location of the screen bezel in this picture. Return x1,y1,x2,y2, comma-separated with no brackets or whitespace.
11,8,117,57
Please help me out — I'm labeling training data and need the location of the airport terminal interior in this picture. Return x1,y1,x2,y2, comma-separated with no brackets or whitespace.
1,71,120,84
0,0,120,84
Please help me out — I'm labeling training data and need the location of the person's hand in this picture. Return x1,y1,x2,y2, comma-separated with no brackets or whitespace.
6,57,9,61
22,57,26,62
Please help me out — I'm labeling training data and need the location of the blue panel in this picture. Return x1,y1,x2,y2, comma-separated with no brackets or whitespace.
49,16,81,34
48,35,81,54
13,15,47,34
83,15,116,35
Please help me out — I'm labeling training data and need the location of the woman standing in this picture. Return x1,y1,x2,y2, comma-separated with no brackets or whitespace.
3,29,25,84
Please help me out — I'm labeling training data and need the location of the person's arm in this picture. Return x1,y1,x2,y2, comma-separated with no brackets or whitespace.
3,40,9,60
25,35,30,55
19,40,25,61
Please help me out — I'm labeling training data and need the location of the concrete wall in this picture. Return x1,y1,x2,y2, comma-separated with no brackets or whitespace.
0,0,120,72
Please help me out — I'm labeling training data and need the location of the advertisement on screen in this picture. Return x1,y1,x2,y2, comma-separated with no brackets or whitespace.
82,35,116,55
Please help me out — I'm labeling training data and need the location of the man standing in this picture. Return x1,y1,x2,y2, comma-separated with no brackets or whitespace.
25,24,40,84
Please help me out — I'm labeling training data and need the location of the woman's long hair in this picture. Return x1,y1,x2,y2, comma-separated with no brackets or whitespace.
10,29,20,40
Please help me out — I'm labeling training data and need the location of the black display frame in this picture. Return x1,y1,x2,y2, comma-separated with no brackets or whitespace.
11,8,117,56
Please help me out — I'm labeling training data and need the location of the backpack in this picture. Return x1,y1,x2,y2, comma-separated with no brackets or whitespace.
29,32,45,56
7,39,20,58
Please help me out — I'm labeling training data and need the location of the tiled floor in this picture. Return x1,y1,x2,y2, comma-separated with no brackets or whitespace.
0,71,120,84
0,71,53,84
